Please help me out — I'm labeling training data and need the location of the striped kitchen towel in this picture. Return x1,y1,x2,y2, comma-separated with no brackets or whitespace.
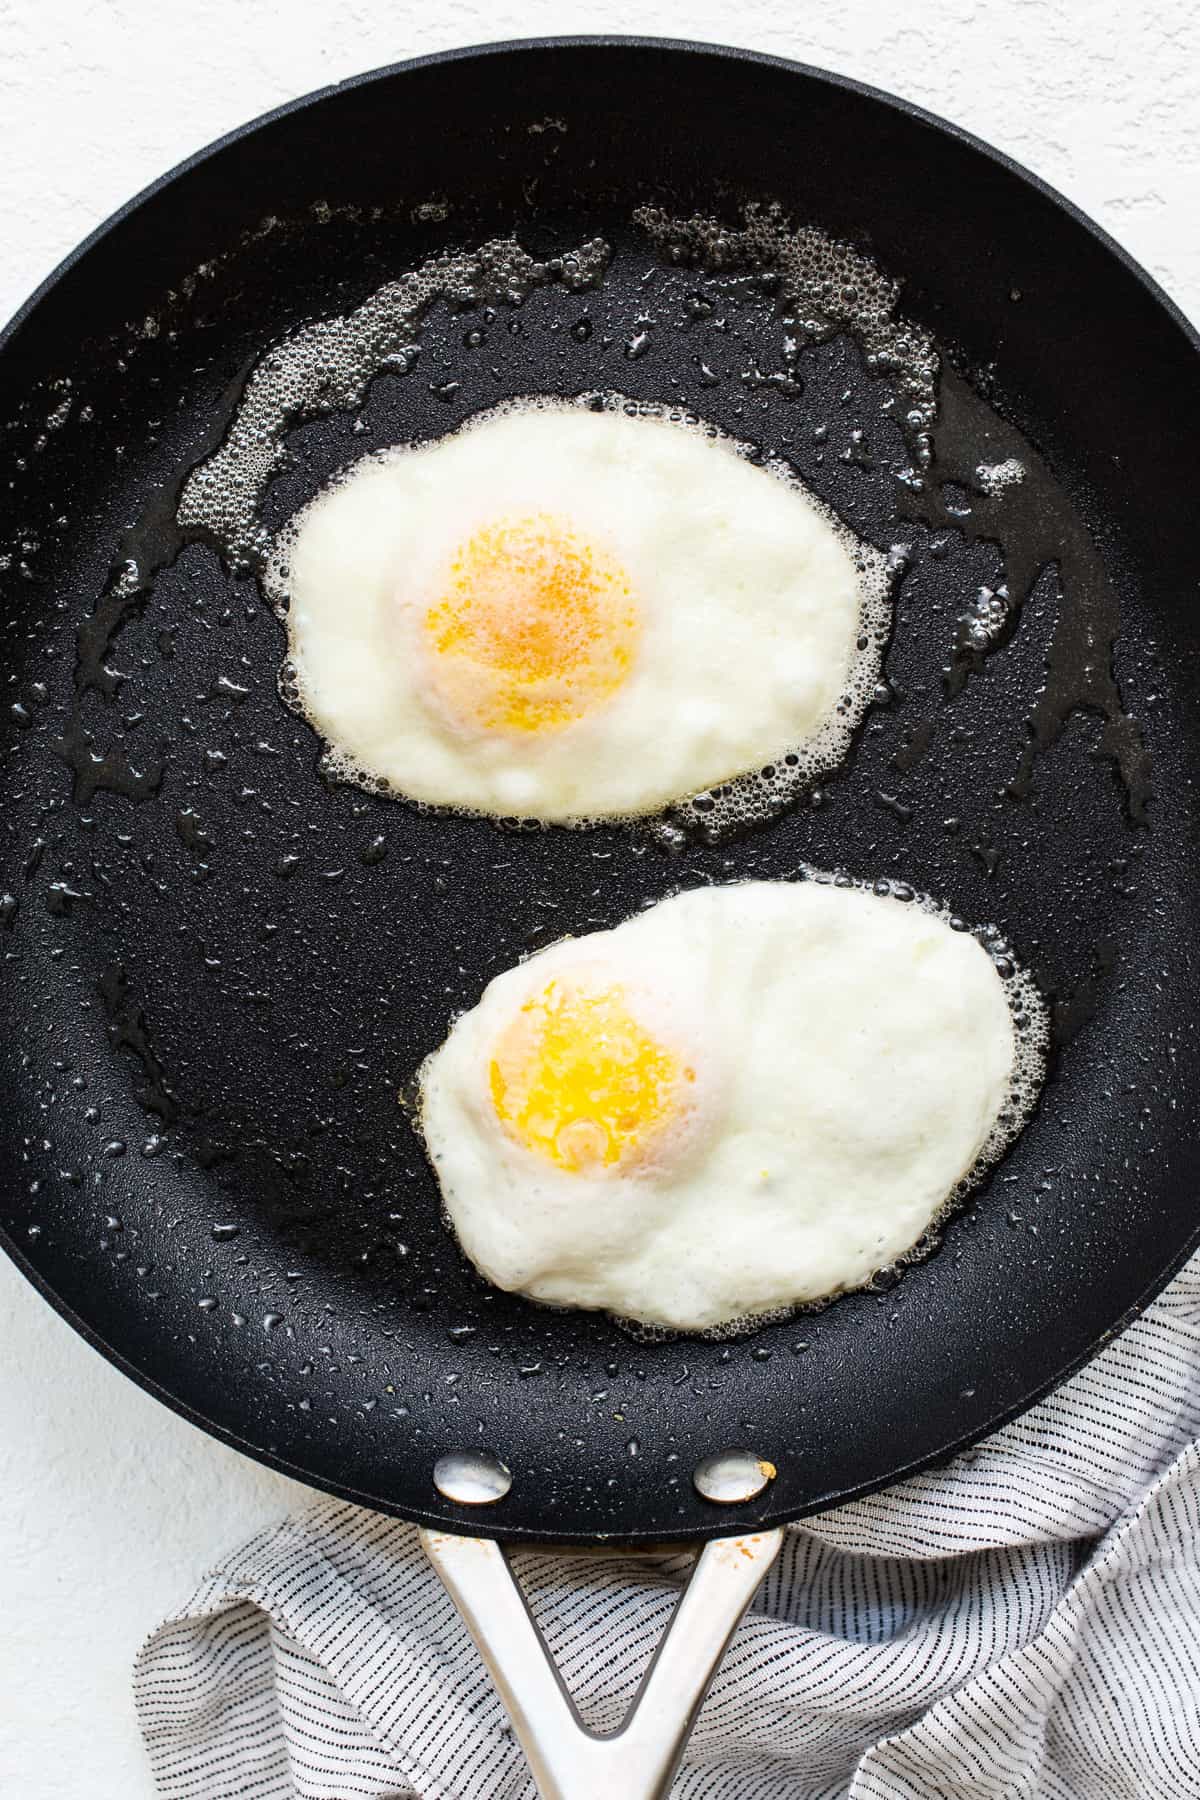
134,1249,1200,1799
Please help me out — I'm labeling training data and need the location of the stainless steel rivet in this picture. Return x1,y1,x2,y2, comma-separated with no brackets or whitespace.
693,1448,777,1504
433,1449,513,1505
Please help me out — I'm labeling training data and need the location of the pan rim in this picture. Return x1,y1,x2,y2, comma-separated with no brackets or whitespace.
2,34,1197,361
2,35,1198,1542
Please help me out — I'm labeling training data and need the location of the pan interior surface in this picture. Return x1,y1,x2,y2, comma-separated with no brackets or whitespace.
1,41,1198,1542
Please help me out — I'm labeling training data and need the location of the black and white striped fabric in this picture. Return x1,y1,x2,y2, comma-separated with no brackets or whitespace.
135,1251,1200,1798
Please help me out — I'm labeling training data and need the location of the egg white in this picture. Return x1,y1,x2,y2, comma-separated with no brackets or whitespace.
271,402,886,822
418,880,1041,1332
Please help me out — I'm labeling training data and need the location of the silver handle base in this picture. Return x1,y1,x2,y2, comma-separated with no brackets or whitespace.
421,1525,783,1800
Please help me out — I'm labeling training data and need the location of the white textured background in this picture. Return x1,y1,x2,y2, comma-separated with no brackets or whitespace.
0,4,1197,1795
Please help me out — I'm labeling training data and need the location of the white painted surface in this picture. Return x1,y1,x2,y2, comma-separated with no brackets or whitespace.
0,4,1196,1795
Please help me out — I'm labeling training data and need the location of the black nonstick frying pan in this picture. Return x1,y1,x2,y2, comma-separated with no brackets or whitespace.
3,37,1199,1793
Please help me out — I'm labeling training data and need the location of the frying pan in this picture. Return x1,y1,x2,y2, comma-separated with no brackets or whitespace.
3,36,1199,1796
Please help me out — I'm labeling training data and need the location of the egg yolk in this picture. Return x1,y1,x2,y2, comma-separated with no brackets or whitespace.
423,513,639,735
488,977,691,1172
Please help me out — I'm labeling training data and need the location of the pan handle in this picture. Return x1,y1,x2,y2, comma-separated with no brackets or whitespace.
420,1525,783,1800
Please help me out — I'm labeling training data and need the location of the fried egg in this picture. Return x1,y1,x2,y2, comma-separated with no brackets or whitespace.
417,879,1046,1333
270,402,889,822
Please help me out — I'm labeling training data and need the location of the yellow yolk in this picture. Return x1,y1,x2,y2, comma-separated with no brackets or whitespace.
488,978,691,1172
423,513,639,735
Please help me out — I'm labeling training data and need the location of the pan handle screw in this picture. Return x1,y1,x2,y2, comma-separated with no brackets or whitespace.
434,1450,512,1505
693,1448,777,1503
